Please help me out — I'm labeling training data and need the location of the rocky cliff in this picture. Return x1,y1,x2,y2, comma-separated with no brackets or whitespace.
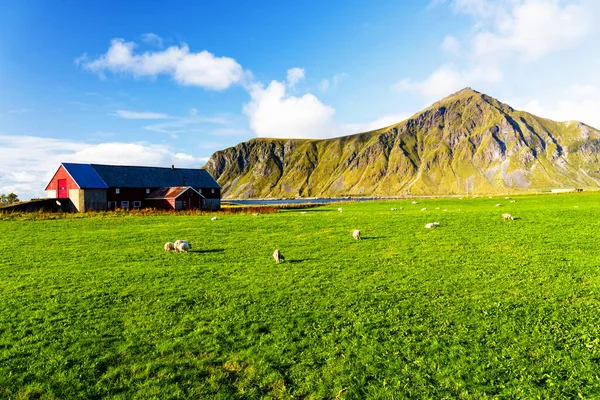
205,88,600,198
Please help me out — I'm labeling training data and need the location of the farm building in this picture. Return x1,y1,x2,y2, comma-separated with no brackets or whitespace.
45,163,221,212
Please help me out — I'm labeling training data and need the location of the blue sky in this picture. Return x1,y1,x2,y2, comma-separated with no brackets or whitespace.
1,0,599,199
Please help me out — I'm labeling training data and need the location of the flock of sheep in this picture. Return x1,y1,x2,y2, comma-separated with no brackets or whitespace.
164,239,192,253
163,200,516,263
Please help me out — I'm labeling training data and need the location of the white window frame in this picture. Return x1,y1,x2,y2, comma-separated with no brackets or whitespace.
146,188,150,194
133,201,142,208
121,201,129,209
115,188,120,194
211,189,215,194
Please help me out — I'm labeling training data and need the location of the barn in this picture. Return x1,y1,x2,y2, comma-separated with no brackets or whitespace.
45,163,221,212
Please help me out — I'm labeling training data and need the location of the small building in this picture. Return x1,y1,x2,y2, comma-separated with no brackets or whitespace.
45,163,221,212
145,186,203,210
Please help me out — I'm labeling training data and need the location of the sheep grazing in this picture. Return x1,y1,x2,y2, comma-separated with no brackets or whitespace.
300,211,307,214
252,213,259,216
411,201,418,205
502,213,514,221
391,207,397,211
176,241,191,253
174,239,192,253
495,204,502,207
338,208,343,212
425,222,440,229
164,242,175,252
509,200,516,203
273,249,285,264
352,229,361,240
211,216,218,220
421,208,427,211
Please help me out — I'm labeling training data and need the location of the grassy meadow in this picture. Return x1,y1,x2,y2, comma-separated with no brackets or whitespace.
2,193,600,399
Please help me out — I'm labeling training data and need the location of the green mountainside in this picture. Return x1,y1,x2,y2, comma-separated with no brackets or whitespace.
205,88,600,198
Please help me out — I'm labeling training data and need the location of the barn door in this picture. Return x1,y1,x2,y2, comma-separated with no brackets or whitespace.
58,179,68,198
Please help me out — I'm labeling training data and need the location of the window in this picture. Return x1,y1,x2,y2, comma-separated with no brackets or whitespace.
115,188,120,194
211,189,215,194
108,201,116,210
121,201,129,209
133,201,142,208
146,188,150,194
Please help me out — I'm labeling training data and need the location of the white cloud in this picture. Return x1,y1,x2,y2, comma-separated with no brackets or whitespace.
0,135,207,200
243,80,335,138
317,73,348,92
441,35,461,54
523,95,600,129
393,63,502,99
467,0,593,62
343,113,413,134
439,0,597,63
570,84,598,97
318,79,330,92
141,33,164,48
401,1,596,100
144,110,230,138
286,67,305,87
112,110,170,119
78,38,246,90
332,73,348,87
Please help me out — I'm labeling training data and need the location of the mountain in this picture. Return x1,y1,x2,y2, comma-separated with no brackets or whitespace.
205,88,600,198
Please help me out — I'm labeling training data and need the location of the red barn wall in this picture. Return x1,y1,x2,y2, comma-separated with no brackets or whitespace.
45,166,80,192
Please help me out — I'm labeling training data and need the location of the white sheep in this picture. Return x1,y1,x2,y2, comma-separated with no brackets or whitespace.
164,242,175,252
273,249,285,264
391,207,397,211
338,207,343,212
300,211,307,214
352,229,361,240
176,241,191,253
495,204,502,207
421,207,427,211
252,213,259,216
411,201,418,204
502,213,514,221
174,240,192,253
211,216,218,220
425,222,440,229
509,200,516,203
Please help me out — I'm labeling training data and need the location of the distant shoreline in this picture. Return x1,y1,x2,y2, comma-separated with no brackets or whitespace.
225,190,593,205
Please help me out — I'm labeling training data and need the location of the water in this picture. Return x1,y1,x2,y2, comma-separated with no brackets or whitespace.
226,197,382,205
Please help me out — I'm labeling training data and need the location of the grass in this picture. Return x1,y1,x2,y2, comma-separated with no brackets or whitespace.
2,193,600,398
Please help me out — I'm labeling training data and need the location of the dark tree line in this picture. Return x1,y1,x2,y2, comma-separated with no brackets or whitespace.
0,193,20,206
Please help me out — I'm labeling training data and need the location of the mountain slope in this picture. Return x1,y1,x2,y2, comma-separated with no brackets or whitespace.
205,88,600,198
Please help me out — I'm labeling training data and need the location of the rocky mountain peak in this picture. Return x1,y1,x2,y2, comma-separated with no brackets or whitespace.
205,89,600,198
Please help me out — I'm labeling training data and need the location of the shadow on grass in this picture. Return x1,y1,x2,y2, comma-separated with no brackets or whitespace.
360,236,388,240
287,258,317,264
292,209,332,213
192,249,225,254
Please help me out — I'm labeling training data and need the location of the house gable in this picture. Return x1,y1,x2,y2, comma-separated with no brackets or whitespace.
44,165,81,190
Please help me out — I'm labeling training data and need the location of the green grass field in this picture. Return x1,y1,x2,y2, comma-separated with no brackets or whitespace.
2,193,600,399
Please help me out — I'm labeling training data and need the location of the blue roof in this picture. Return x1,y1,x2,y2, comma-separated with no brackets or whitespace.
60,163,220,189
62,163,108,189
